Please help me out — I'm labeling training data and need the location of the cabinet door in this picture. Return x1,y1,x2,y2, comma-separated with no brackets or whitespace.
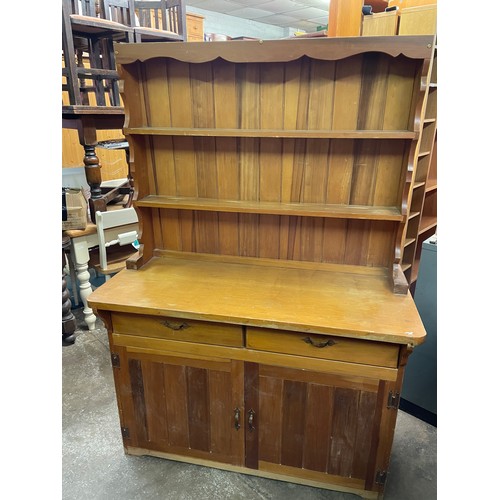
115,347,245,466
244,363,386,492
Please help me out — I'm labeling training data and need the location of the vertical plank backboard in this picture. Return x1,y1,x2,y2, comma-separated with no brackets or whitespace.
144,59,171,127
152,136,176,196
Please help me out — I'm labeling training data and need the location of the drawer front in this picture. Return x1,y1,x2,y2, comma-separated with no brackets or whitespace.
112,312,243,347
246,328,399,368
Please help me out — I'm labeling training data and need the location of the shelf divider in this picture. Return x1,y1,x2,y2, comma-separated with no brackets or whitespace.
124,127,417,139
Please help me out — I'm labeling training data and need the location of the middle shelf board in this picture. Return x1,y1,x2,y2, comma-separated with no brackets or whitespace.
136,196,404,221
124,127,418,140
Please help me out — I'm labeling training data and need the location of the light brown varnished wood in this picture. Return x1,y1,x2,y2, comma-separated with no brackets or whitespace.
111,335,399,382
124,447,378,499
124,127,417,138
90,37,430,498
111,312,244,347
89,255,426,346
114,36,434,65
136,196,404,221
118,348,245,465
246,328,400,368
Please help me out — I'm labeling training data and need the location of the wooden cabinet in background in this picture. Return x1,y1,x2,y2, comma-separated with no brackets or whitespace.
327,0,364,36
398,4,437,35
362,10,399,36
88,36,432,498
186,12,204,41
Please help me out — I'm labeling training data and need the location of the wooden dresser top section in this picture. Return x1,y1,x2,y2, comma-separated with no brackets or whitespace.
88,253,426,345
114,35,434,65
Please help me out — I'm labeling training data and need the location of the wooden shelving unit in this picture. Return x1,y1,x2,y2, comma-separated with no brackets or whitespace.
360,3,437,291
88,36,432,499
401,41,437,289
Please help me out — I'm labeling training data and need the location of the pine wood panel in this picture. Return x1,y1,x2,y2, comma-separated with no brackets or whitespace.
116,37,434,67
154,210,397,267
137,55,419,132
328,0,364,37
111,312,244,347
302,384,334,472
164,364,189,448
362,11,399,36
124,352,245,464
148,138,408,206
255,364,379,481
281,380,308,468
246,328,399,368
95,253,426,345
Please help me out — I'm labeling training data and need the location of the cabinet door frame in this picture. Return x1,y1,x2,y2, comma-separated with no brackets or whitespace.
112,344,245,467
243,360,402,494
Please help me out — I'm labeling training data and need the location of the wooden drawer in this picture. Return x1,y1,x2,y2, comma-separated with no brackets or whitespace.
246,328,399,368
112,312,243,347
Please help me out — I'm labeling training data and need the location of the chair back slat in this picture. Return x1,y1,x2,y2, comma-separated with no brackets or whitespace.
100,0,133,25
133,0,186,39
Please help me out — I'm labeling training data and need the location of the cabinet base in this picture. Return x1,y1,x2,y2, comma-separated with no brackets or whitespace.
125,446,381,499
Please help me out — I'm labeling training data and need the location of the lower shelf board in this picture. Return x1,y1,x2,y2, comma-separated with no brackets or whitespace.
125,447,379,499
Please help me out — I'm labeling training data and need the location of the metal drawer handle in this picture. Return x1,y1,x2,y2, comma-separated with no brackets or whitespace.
162,320,190,331
303,336,336,348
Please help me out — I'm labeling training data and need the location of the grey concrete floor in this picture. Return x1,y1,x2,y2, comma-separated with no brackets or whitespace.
62,307,437,500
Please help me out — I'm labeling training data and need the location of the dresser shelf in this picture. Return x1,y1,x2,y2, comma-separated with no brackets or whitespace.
124,127,418,140
136,195,404,221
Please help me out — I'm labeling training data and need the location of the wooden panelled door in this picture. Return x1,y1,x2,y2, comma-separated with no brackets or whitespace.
244,362,383,491
114,348,393,492
115,348,245,466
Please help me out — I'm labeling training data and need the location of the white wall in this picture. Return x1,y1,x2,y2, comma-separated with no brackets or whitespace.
186,5,296,39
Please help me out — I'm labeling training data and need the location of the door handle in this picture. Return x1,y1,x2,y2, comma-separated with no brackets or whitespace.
248,409,256,432
234,408,241,430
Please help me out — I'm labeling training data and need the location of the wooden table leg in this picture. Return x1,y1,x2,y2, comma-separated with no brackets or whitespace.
62,236,77,345
71,240,97,331
78,116,108,222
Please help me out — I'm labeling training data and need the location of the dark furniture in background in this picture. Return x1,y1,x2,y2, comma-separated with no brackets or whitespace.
62,235,77,345
62,0,186,221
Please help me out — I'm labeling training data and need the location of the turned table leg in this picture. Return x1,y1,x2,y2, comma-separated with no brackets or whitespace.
79,117,108,223
62,236,77,345
71,239,97,331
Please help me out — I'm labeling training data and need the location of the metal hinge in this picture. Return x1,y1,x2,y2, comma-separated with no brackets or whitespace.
387,391,400,409
375,470,387,486
111,353,120,368
121,427,130,438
